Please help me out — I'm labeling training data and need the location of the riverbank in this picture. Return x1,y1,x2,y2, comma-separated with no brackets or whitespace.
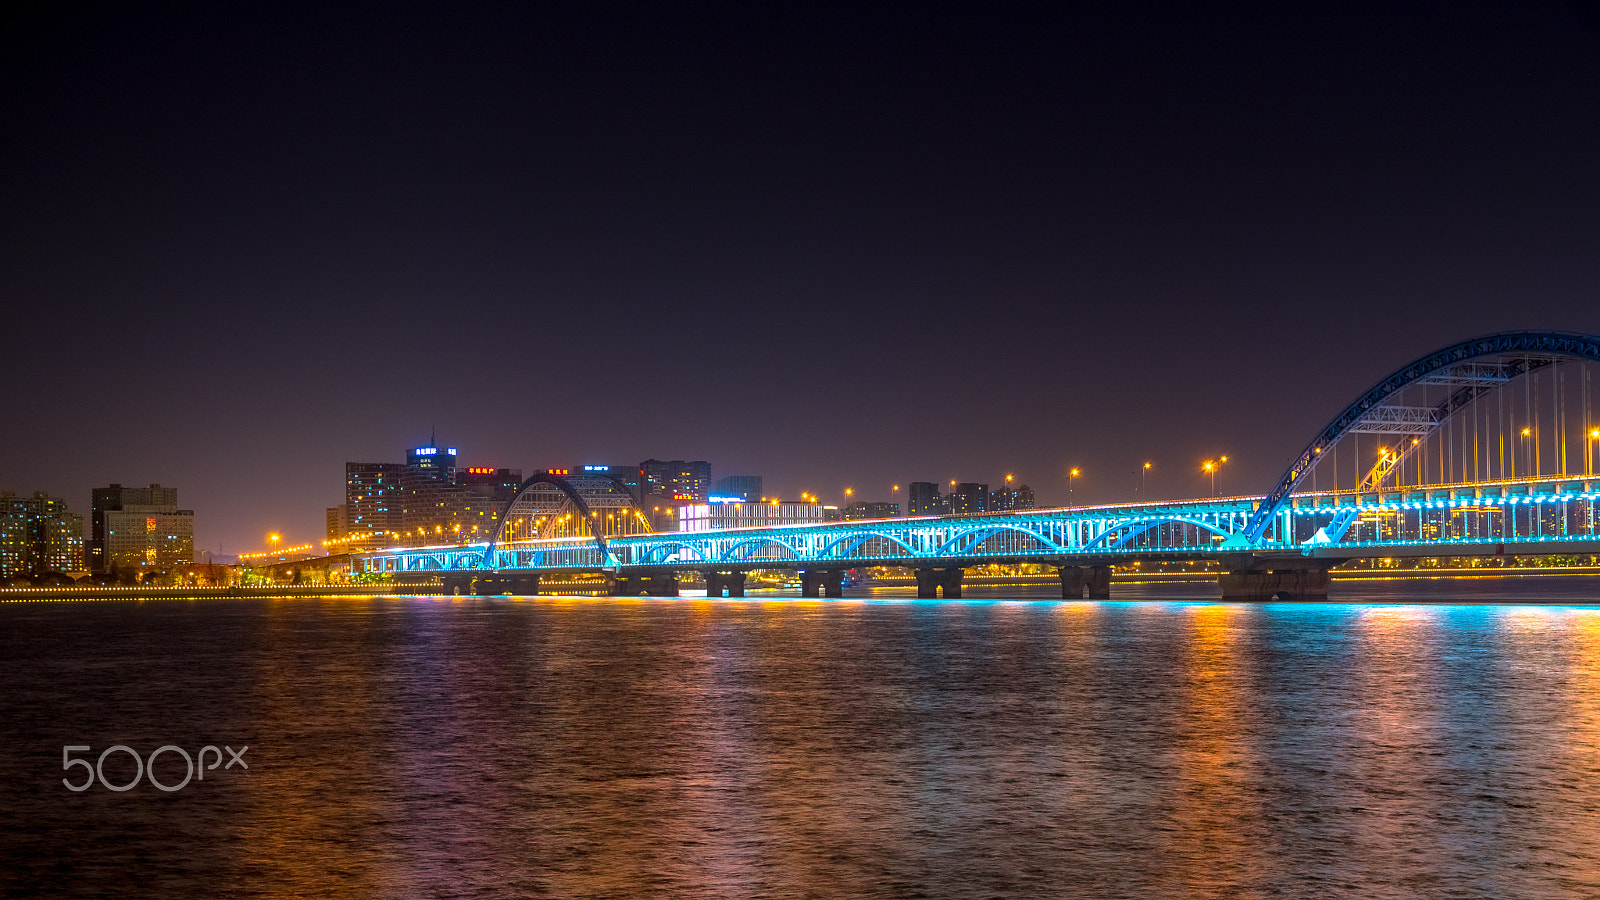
0,583,407,601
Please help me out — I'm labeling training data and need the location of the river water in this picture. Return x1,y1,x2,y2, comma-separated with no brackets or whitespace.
5,579,1600,898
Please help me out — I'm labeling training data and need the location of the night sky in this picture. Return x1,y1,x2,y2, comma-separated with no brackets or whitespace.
4,3,1599,557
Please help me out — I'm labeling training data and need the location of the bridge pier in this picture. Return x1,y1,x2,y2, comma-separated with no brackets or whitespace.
1057,566,1084,598
1057,566,1111,599
1218,568,1330,602
705,571,747,598
915,567,963,599
606,572,681,596
1086,566,1111,599
646,573,681,596
799,569,844,598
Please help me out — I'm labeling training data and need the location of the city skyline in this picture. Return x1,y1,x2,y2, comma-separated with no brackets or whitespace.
4,4,1599,554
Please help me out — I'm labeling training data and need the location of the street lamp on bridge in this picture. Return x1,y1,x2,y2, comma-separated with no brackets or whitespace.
1068,467,1080,505
1202,456,1228,497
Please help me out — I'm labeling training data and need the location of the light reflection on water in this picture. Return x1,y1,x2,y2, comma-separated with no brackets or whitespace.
5,581,1600,897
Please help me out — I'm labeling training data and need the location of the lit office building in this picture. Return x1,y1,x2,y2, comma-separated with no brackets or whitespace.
341,462,405,550
676,499,827,533
907,482,944,516
90,484,194,574
400,445,459,542
640,459,712,503
712,474,763,502
991,484,1037,511
845,501,901,520
0,490,85,577
949,483,990,515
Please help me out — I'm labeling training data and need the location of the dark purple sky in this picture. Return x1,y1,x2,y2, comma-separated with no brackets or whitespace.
4,3,1600,557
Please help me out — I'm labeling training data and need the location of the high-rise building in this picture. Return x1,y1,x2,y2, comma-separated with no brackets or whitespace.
991,484,1036,511
406,444,458,479
949,483,990,515
400,445,459,542
341,448,520,550
580,465,643,500
344,462,404,549
712,474,763,502
0,490,85,577
908,482,943,516
451,466,524,539
676,500,827,532
845,501,900,520
325,505,349,542
639,459,712,503
89,483,193,574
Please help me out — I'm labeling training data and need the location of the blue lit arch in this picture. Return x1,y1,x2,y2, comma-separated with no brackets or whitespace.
821,531,920,561
1081,516,1235,551
721,536,803,564
935,524,1066,557
642,543,711,565
1244,331,1600,543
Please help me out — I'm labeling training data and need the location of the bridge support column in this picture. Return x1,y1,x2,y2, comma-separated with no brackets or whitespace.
604,574,635,596
472,576,499,596
644,573,680,597
509,575,540,596
1086,566,1112,600
915,568,963,599
1218,568,1330,602
800,569,844,598
443,575,471,596
705,572,746,598
1057,566,1085,598
1057,566,1110,599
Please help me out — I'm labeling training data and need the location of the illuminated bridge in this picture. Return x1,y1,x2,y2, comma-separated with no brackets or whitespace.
355,331,1600,600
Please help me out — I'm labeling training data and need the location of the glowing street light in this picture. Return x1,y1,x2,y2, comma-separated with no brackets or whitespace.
1142,462,1152,499
1203,457,1228,497
1068,467,1080,505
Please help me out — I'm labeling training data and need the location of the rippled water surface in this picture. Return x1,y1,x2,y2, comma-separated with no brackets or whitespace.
7,579,1600,898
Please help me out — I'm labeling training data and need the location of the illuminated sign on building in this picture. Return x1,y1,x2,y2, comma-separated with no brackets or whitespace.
707,495,745,504
545,468,571,476
583,465,610,472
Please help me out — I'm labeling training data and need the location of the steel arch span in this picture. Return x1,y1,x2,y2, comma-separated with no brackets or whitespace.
1083,516,1237,552
483,472,647,568
1244,330,1600,543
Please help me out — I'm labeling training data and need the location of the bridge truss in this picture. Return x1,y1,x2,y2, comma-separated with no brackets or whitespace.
355,331,1600,594
355,478,1600,578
